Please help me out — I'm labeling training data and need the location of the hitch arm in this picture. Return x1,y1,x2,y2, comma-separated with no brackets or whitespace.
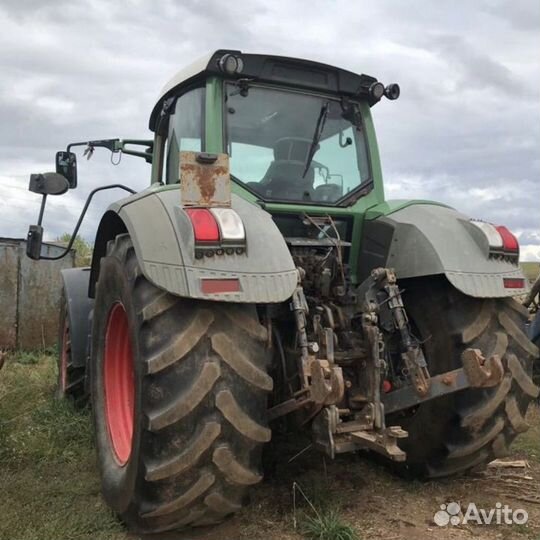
382,348,504,414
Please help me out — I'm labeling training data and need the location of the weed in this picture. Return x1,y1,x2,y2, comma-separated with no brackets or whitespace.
42,343,59,356
10,346,58,365
14,350,42,365
300,509,359,540
512,405,540,462
293,482,360,540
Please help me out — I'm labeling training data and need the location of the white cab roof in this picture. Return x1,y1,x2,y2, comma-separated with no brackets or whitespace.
156,52,214,104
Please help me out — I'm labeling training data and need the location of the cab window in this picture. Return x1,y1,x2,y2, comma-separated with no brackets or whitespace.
166,87,205,184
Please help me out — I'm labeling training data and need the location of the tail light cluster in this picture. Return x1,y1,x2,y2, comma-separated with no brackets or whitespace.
185,208,246,258
471,220,524,290
471,220,519,259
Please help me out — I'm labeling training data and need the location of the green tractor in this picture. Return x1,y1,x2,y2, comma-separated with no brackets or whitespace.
27,50,539,533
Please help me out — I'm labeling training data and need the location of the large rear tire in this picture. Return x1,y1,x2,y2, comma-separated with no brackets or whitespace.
91,234,272,533
530,312,540,386
392,277,539,478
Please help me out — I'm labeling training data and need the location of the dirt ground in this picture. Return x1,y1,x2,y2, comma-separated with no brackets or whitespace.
147,407,540,540
1,353,539,540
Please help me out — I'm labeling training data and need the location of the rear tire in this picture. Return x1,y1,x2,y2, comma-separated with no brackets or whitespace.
392,277,539,478
530,312,540,387
91,234,272,533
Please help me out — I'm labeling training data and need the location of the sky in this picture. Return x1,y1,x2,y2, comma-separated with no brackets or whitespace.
0,0,539,260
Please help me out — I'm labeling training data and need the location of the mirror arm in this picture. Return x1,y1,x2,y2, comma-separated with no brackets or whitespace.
65,139,153,163
117,139,154,163
38,184,136,261
37,194,48,226
120,148,153,162
67,139,120,154
119,139,154,148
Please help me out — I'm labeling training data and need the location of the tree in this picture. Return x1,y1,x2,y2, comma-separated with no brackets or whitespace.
56,233,93,267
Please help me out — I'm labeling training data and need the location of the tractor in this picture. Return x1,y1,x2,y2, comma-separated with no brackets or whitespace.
26,50,539,533
524,273,540,381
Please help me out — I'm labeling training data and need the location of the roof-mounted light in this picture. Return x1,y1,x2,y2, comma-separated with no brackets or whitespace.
218,53,244,75
385,83,400,100
369,82,385,101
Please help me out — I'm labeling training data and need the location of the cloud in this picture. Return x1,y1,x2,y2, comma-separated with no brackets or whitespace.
0,0,538,261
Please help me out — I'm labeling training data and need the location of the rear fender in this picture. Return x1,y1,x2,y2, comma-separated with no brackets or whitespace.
89,185,298,303
358,203,528,298
61,268,94,368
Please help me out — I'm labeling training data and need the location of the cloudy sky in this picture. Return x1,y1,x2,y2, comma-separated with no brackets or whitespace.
1,0,539,260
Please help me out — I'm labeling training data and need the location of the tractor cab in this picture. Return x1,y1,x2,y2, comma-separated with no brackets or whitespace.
25,50,400,265
150,50,399,207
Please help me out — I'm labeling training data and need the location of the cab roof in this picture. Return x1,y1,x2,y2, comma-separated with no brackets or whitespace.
149,49,378,131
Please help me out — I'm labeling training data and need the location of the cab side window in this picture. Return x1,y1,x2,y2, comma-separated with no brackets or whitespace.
166,87,205,184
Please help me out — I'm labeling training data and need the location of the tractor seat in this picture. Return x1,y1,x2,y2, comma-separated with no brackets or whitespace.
313,183,343,202
259,160,314,200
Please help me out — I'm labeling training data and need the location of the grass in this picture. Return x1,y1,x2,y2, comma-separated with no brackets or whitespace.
300,510,359,540
512,405,540,462
293,481,360,540
0,351,124,540
1,351,539,540
521,262,540,283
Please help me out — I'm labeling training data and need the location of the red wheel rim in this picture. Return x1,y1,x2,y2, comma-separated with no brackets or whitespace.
104,302,135,466
60,320,69,392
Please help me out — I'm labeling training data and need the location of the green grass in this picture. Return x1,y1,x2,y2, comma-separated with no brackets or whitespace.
300,510,359,540
2,352,538,540
293,481,360,540
0,352,125,540
512,405,540,462
12,350,44,365
521,262,540,283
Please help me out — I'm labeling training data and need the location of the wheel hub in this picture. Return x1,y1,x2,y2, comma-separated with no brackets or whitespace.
104,302,135,466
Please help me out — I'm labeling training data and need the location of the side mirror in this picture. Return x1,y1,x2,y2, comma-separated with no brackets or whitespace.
55,151,77,188
26,225,43,260
28,172,70,196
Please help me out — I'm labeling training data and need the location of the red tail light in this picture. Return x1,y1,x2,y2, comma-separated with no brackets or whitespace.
471,220,519,259
200,278,241,294
185,208,220,242
503,278,525,289
495,226,519,253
